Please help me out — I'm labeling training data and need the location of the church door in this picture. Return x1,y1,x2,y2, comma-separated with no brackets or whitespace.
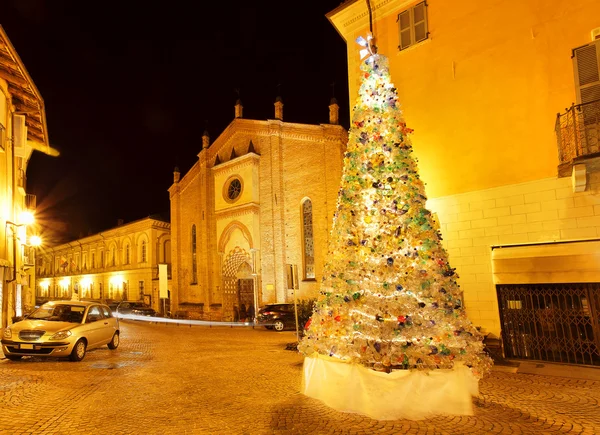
238,279,254,318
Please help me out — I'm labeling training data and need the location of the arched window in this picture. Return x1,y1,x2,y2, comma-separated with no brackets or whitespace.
302,199,315,279
191,225,197,284
164,240,171,264
125,244,130,264
111,247,116,266
141,240,147,263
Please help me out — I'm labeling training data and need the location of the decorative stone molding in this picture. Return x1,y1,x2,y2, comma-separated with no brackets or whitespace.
329,0,405,38
218,220,254,253
211,152,260,175
214,202,260,219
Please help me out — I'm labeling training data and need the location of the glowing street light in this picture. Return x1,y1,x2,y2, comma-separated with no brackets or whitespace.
29,235,42,247
19,211,35,226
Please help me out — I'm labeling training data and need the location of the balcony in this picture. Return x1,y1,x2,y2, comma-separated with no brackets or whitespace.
556,99,600,177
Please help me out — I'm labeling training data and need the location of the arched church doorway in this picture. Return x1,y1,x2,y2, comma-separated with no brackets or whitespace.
222,247,254,320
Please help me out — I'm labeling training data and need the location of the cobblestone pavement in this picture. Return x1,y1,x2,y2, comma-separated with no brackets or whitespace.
1,321,599,435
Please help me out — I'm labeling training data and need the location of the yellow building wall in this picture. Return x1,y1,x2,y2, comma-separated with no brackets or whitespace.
328,0,600,336
334,0,600,198
36,219,171,313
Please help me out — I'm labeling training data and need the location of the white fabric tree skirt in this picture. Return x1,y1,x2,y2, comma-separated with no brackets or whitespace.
302,354,479,420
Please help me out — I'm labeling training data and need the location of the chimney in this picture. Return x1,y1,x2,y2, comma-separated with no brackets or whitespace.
174,166,180,183
329,97,339,125
117,219,124,226
274,96,283,120
235,99,243,118
202,130,210,150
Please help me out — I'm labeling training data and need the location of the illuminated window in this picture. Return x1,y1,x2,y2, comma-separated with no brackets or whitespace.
191,225,197,284
302,199,315,279
398,1,428,51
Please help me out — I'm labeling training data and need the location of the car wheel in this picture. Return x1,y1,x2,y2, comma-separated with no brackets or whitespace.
5,354,22,361
107,332,119,350
273,320,285,332
70,339,87,362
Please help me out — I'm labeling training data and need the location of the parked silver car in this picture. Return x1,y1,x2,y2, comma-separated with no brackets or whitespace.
1,301,120,362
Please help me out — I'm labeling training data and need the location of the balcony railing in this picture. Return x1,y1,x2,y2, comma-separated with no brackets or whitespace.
556,99,600,165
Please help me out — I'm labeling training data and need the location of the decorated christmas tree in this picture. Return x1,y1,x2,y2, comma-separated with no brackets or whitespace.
299,36,492,420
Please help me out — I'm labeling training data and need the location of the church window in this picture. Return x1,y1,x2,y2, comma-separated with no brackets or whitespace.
302,199,315,279
224,176,243,203
191,224,198,284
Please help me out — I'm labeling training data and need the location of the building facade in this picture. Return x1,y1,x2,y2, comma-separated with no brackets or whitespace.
0,26,56,327
328,0,600,365
169,100,347,320
36,217,172,314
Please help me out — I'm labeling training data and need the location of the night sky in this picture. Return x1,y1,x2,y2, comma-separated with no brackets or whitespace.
0,0,350,244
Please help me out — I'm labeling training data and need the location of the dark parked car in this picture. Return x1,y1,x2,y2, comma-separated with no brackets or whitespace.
257,303,296,331
114,302,156,317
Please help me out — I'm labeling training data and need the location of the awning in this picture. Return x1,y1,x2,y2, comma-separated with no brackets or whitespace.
492,239,600,284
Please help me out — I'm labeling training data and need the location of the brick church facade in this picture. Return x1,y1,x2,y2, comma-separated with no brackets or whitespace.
169,99,347,320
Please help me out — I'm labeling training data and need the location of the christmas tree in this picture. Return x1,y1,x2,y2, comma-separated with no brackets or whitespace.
299,36,492,420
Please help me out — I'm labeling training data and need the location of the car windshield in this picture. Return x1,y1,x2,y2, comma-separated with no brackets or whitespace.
27,303,85,323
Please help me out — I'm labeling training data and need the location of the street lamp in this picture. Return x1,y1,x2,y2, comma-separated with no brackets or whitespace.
29,235,42,247
20,211,34,226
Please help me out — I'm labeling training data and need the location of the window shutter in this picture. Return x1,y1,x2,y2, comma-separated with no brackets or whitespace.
573,40,600,104
413,2,428,42
399,10,412,50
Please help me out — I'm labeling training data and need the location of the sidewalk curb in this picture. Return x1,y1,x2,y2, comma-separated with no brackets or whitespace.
493,360,600,381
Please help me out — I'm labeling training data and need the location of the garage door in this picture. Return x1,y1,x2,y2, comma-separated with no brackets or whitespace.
497,283,600,366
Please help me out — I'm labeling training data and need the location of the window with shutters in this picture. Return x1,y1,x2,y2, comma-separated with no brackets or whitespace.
573,40,600,107
557,40,600,164
398,1,428,51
